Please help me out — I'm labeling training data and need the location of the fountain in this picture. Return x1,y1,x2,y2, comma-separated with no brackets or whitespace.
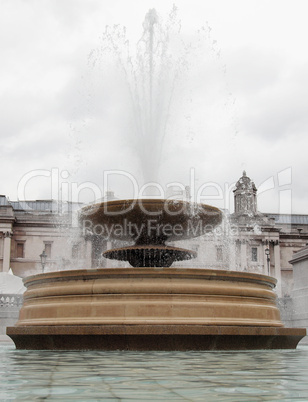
83,199,221,267
5,9,306,349
6,198,306,349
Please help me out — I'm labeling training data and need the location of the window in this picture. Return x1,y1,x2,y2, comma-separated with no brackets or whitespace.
16,243,24,258
72,244,79,259
235,242,240,258
44,243,52,258
251,247,258,262
216,247,223,262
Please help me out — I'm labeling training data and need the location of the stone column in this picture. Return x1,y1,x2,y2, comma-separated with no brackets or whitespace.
262,243,268,275
256,243,262,274
229,240,236,271
84,238,92,268
241,241,247,271
274,242,282,297
3,231,12,273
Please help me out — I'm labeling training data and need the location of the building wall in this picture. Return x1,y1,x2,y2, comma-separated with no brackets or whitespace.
10,224,75,277
290,247,308,334
0,199,85,278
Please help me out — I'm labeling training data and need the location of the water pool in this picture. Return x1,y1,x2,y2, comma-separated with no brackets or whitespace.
1,343,308,401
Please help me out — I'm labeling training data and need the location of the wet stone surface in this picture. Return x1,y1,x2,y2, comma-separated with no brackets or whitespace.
1,344,308,401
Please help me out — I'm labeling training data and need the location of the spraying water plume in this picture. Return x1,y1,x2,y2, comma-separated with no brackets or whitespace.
89,7,190,187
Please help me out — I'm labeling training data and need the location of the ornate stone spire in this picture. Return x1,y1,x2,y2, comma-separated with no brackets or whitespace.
233,171,257,216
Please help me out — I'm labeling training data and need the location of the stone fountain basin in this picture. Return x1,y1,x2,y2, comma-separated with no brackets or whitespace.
79,199,222,243
7,268,306,350
14,268,282,327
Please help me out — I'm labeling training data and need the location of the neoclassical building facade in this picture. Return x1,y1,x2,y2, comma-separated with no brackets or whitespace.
229,171,308,297
0,197,82,277
1,173,307,300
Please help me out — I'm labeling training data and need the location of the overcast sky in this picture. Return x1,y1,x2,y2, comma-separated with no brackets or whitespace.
1,0,307,214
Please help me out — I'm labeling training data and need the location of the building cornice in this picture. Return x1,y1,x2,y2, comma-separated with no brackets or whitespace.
289,246,308,264
279,233,308,240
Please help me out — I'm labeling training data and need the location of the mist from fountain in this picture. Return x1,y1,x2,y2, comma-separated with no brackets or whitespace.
92,7,183,187
46,7,235,273
48,7,231,272
87,6,225,193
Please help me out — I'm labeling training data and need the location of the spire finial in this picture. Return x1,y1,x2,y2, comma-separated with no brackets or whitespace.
243,170,246,177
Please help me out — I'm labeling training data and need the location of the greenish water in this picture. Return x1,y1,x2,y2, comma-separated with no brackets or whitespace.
1,344,308,401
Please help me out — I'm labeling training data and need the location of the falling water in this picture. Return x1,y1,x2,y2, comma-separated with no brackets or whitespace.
103,7,187,187
50,7,237,274
70,5,236,204
88,6,218,190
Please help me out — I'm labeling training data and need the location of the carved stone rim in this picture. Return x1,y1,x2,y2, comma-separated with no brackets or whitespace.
23,268,277,289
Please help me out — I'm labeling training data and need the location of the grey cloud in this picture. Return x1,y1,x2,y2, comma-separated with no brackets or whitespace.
226,46,283,96
242,65,308,140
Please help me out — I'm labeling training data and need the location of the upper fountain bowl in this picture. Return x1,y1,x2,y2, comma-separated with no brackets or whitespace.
80,199,222,245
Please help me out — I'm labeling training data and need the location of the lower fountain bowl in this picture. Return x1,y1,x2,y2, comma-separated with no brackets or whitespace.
103,245,197,267
7,268,306,350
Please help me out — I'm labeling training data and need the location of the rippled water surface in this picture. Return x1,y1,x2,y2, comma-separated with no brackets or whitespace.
1,343,308,401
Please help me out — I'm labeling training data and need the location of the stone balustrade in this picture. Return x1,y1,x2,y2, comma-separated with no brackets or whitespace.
0,294,23,335
0,294,23,309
